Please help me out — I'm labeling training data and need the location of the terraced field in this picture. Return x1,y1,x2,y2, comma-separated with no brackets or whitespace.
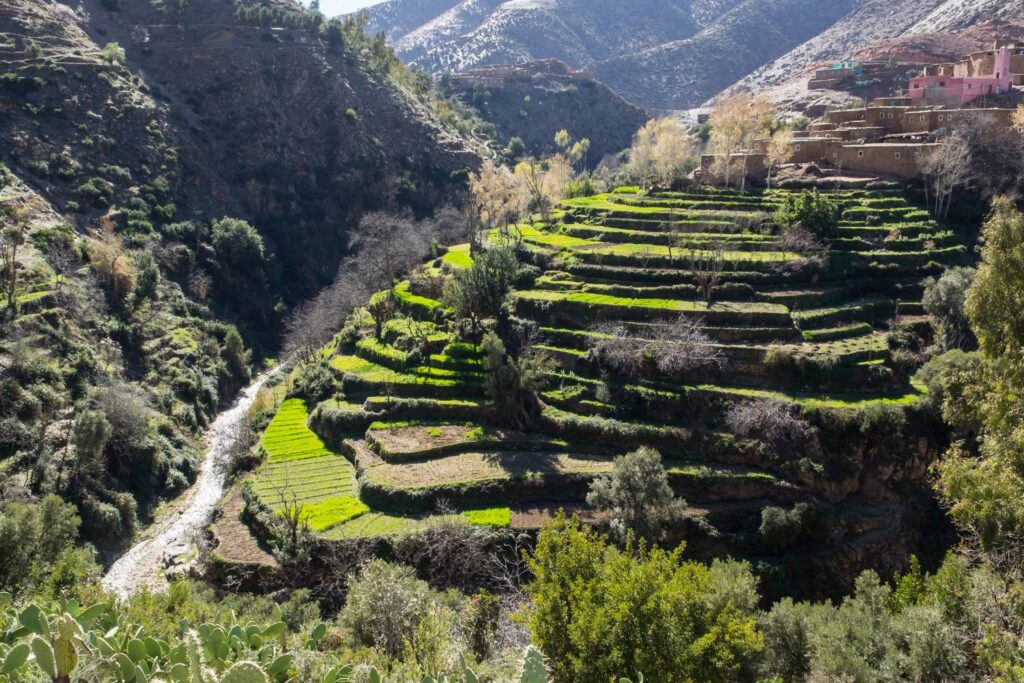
249,399,367,532
246,188,959,580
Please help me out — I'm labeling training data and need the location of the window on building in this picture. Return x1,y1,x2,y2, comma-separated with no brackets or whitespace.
858,151,864,157
795,145,801,151
895,152,902,160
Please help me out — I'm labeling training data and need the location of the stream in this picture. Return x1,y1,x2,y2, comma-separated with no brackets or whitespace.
101,371,273,598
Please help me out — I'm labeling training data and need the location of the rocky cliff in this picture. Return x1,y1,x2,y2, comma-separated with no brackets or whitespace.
2,0,477,304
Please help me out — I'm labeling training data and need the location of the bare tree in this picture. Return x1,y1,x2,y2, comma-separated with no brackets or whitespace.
348,211,428,290
765,130,796,190
664,212,684,264
281,246,394,359
955,118,1024,201
777,224,828,273
688,244,726,303
920,132,972,218
726,399,813,453
43,235,79,298
424,204,472,245
591,316,722,379
590,323,647,377
649,316,725,376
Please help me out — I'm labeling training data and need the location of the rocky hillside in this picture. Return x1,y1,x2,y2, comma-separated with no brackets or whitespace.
361,0,1024,113
3,0,476,309
446,60,648,166
733,2,1024,95
733,19,1024,116
0,0,477,550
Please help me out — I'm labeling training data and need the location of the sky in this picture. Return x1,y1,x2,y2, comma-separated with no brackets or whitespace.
308,0,380,15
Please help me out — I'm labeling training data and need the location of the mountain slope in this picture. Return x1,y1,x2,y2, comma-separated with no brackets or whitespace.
732,0,1024,94
0,0,476,549
362,0,1024,112
592,0,860,112
447,61,648,165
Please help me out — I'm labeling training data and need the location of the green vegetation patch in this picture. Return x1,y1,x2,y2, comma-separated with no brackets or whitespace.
296,496,369,532
442,243,474,269
463,507,512,527
261,399,334,462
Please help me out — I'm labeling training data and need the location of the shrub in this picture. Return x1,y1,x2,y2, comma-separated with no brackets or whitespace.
339,559,444,658
0,73,44,95
763,345,799,373
776,189,841,239
857,402,907,449
293,361,337,402
922,266,977,350
586,447,686,543
759,504,809,552
99,42,125,64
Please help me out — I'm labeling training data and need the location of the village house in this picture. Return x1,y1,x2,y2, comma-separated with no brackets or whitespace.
700,42,1023,182
908,42,1024,105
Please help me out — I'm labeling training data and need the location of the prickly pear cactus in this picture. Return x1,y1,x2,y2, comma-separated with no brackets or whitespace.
219,661,269,683
519,646,548,683
186,632,212,683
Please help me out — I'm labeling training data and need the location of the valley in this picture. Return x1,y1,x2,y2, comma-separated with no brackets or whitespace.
1,0,1024,680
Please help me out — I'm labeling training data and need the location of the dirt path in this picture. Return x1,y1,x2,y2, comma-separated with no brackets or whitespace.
101,371,274,598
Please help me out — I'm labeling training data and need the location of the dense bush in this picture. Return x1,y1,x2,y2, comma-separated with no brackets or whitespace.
923,266,977,350
758,504,809,552
525,515,762,683
776,189,841,239
293,361,337,402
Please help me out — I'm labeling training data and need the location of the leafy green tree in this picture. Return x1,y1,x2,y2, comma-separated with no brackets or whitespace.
129,250,160,310
585,447,686,544
776,189,841,238
221,325,251,387
72,409,111,466
99,42,125,64
524,514,763,683
211,217,269,318
923,266,977,350
0,495,83,596
0,204,29,310
443,246,519,335
480,332,551,429
505,137,526,161
939,199,1024,553
212,217,266,274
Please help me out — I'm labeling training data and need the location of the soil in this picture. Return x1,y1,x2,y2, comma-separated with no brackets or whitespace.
210,483,277,568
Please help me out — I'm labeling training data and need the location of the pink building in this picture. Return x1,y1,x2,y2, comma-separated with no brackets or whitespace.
908,45,1015,105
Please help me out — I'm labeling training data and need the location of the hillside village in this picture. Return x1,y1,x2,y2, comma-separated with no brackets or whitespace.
704,41,1024,181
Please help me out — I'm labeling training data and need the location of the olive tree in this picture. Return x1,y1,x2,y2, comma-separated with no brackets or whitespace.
586,447,686,543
